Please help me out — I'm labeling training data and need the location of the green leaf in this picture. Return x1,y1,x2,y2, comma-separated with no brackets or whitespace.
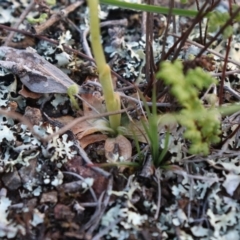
100,0,199,17
27,13,48,24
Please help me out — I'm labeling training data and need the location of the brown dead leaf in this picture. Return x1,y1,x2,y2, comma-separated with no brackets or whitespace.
19,85,42,99
105,135,132,167
52,115,75,125
76,119,113,139
79,134,108,149
80,92,106,117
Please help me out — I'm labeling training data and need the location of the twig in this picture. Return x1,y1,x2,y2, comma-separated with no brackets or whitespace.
172,170,222,181
0,109,39,139
76,144,111,178
34,1,84,35
0,108,128,152
43,108,128,143
62,171,97,202
196,4,240,58
145,0,154,83
219,36,232,105
82,191,105,232
86,176,113,235
119,92,172,107
211,69,240,76
4,0,35,46
224,84,240,100
169,32,240,68
0,23,134,87
160,0,174,61
154,168,162,220
92,217,122,240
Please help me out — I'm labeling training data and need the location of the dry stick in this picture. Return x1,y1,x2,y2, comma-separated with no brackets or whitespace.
62,171,97,202
76,144,111,178
0,24,133,87
154,168,162,220
92,218,122,240
211,69,240,76
0,108,127,149
43,109,129,143
171,1,215,61
195,0,203,44
3,1,83,48
196,5,240,58
169,33,240,68
119,92,171,107
220,36,232,105
82,191,105,232
165,1,209,61
160,0,174,61
145,0,153,84
82,18,128,59
4,0,35,46
168,35,240,99
86,176,113,235
84,77,172,106
224,84,240,100
219,0,233,106
0,109,39,138
33,1,84,36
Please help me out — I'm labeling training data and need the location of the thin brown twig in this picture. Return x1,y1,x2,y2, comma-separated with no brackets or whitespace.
219,0,233,105
0,109,37,138
33,1,84,36
196,4,240,58
154,168,162,220
172,1,219,61
145,0,154,84
219,36,232,105
160,0,174,61
0,108,128,145
62,171,97,202
0,24,133,87
43,108,129,143
4,0,35,46
168,32,240,68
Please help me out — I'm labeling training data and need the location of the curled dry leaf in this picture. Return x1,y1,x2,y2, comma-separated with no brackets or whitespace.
80,134,108,149
80,92,106,117
104,135,132,169
0,46,82,94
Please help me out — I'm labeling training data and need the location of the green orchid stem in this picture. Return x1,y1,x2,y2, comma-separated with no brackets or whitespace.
100,0,199,17
87,0,121,133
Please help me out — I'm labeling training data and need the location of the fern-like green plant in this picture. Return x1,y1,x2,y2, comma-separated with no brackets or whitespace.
157,61,221,155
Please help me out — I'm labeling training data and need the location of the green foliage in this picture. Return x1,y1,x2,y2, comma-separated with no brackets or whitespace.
232,4,240,21
140,88,170,167
67,84,80,110
100,0,198,17
27,13,48,24
157,61,221,155
46,0,56,6
87,0,121,133
208,11,232,39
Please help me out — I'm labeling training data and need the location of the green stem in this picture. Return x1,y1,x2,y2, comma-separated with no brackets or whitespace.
87,0,121,132
100,0,199,17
